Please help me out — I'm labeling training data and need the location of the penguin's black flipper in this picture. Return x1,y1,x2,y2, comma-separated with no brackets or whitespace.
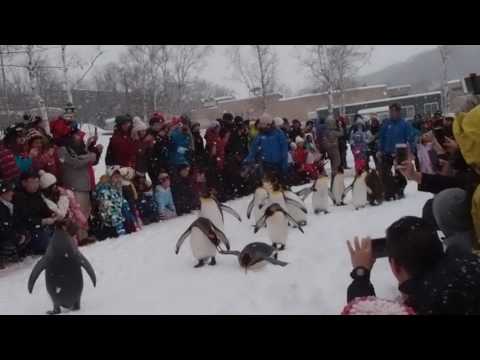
78,253,97,287
212,225,231,251
254,213,268,234
246,197,255,220
297,187,313,201
221,204,242,222
175,226,192,254
219,250,241,256
258,196,270,210
284,196,308,214
28,257,47,294
282,211,305,234
263,256,288,267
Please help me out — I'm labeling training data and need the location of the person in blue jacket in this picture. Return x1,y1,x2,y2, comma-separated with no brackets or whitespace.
378,103,416,200
168,118,193,169
243,113,289,182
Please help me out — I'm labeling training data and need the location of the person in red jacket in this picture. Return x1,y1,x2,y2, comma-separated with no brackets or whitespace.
105,115,136,169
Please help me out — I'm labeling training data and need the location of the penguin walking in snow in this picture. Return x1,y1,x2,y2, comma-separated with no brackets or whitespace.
331,167,347,206
199,188,242,231
175,217,231,268
246,185,269,225
298,175,330,215
28,224,96,315
283,190,308,227
254,203,304,251
221,242,288,272
351,170,368,210
365,169,384,206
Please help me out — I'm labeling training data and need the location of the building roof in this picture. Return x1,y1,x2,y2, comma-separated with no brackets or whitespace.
316,91,442,111
279,84,387,102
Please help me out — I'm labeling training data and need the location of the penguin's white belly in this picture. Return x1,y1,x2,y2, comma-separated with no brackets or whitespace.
267,212,288,246
352,181,368,209
249,260,268,271
200,202,224,231
332,176,345,205
313,188,329,212
190,227,217,260
253,200,267,225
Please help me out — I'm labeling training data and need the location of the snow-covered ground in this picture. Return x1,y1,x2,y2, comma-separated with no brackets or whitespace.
0,129,432,315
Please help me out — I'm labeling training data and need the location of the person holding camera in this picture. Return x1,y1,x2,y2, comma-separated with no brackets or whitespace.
378,103,416,200
346,216,480,315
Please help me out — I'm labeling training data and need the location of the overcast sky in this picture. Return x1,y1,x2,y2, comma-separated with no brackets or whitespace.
69,45,437,97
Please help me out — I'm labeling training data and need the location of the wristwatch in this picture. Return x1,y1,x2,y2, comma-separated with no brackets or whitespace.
350,267,370,280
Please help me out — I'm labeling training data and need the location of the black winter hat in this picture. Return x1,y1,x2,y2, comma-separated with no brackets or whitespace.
433,188,473,237
115,115,132,127
0,180,15,194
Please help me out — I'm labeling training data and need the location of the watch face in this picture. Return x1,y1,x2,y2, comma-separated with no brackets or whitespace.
356,268,366,277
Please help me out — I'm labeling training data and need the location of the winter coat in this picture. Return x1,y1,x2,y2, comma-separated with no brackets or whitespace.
94,182,126,233
192,132,207,168
293,147,308,168
57,146,97,192
347,245,480,315
379,118,416,156
323,119,343,150
244,128,289,174
15,153,33,174
226,131,249,164
171,173,198,216
13,188,52,231
148,134,170,183
42,187,88,230
417,143,435,175
169,128,192,167
288,128,304,144
134,137,154,176
105,130,137,168
155,185,177,218
32,148,61,179
0,144,21,182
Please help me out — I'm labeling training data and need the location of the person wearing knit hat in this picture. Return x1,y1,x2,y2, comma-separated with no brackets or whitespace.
258,113,274,128
295,136,304,144
149,113,165,127
274,117,284,128
433,188,476,252
38,170,57,190
131,116,148,141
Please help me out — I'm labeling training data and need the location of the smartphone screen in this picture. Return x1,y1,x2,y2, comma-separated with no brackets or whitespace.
395,144,408,164
371,238,388,259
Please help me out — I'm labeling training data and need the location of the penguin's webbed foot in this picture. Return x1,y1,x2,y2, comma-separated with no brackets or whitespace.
47,305,61,315
314,210,320,215
194,260,205,268
209,257,216,266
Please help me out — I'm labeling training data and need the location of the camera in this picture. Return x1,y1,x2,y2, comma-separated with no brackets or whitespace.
463,73,480,95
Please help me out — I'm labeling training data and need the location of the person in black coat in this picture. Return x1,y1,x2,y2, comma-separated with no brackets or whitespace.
13,171,55,255
191,122,207,169
171,165,199,216
147,123,171,187
346,216,480,315
224,118,250,199
288,119,304,143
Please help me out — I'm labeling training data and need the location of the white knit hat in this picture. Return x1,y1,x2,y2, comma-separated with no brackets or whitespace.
259,113,274,126
132,116,148,133
119,167,135,181
274,117,284,127
295,136,304,144
290,142,297,150
38,170,57,189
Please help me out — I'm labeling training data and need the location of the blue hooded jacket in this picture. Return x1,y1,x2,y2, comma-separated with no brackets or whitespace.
169,128,191,166
244,128,289,173
379,118,416,156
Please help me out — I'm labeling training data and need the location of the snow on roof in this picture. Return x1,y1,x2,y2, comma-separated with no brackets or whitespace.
279,84,387,102
387,84,411,90
316,91,442,111
215,96,236,102
448,79,462,84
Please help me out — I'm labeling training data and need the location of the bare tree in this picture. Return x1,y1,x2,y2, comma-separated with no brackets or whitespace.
59,45,104,105
330,45,372,115
169,45,212,114
439,45,452,114
227,45,278,111
296,45,372,116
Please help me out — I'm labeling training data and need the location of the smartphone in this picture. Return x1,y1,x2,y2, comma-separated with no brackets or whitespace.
395,144,408,164
371,238,388,259
433,127,446,145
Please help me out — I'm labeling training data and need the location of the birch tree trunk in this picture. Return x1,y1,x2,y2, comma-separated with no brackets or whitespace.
0,47,10,123
61,45,73,104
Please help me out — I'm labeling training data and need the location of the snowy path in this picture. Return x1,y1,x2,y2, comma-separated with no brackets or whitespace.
0,130,432,314
0,181,431,315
